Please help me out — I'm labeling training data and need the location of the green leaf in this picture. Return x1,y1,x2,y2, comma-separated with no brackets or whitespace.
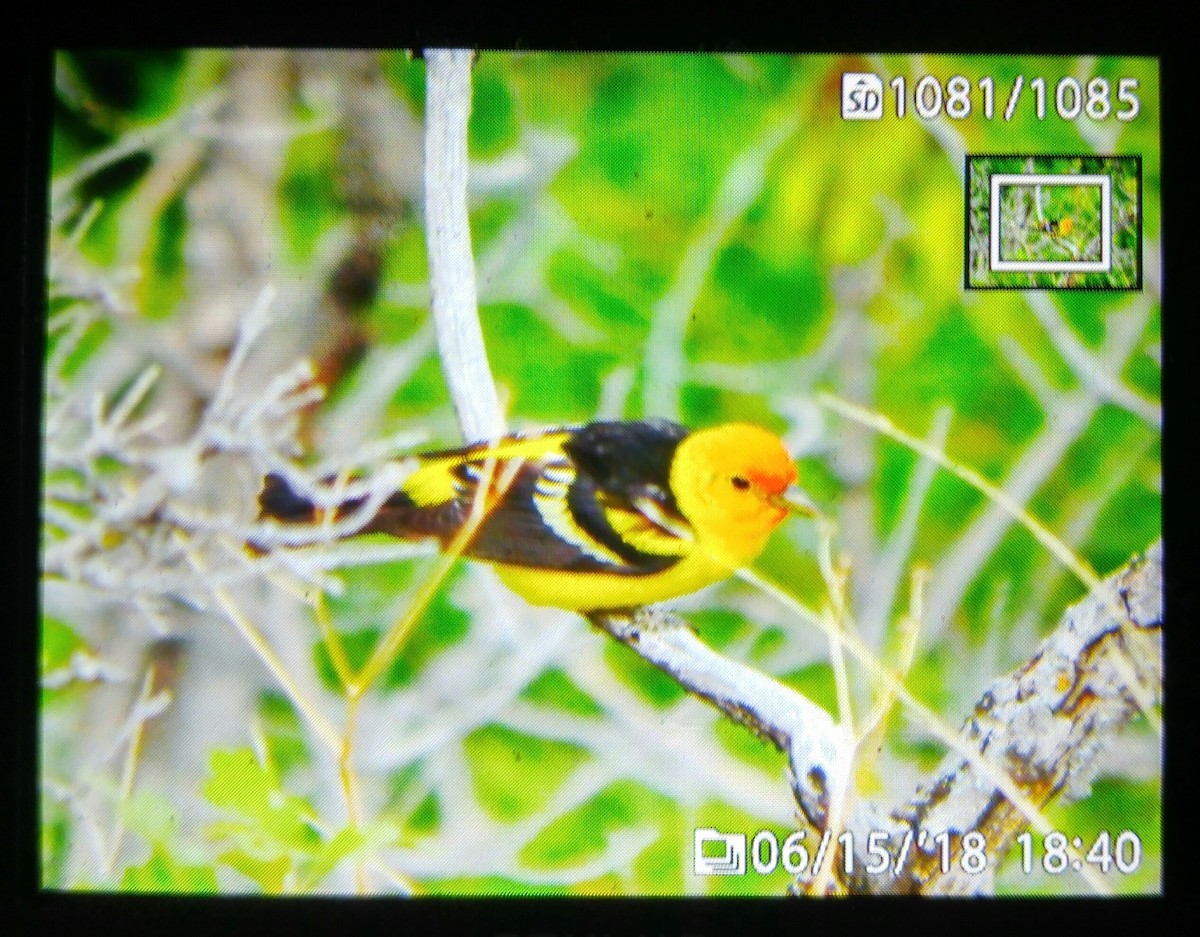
53,317,112,380
202,748,321,852
689,609,750,651
62,51,188,123
278,130,342,263
382,762,443,842
121,846,218,894
41,804,71,889
218,849,291,893
463,724,591,821
604,640,686,708
546,249,650,339
257,692,312,775
519,779,673,870
480,302,620,423
312,627,380,691
122,790,181,846
521,667,606,718
296,826,368,891
779,661,837,716
713,715,785,777
749,627,788,664
469,67,518,159
405,793,441,837
41,617,91,707
138,194,187,320
690,243,826,363
41,617,86,674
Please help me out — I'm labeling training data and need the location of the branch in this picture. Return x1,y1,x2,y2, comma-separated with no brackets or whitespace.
423,49,503,442
423,50,853,836
589,610,853,830
841,539,1162,895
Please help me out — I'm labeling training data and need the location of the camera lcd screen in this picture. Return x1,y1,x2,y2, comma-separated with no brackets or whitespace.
41,50,1162,898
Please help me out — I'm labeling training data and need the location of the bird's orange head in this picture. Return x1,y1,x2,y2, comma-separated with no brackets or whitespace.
669,423,814,568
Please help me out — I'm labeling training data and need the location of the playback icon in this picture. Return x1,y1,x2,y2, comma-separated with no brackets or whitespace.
693,828,747,876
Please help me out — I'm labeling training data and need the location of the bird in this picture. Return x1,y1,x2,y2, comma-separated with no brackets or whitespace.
258,419,820,612
1032,216,1074,237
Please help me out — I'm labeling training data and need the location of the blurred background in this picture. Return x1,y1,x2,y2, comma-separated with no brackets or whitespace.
43,51,1161,895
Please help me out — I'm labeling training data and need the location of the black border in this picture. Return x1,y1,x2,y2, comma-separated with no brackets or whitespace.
964,152,1144,291
8,5,1191,937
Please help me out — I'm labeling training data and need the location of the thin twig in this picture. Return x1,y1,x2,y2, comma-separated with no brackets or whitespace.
818,392,1162,739
1024,292,1160,428
737,566,1093,889
102,668,156,876
180,534,342,755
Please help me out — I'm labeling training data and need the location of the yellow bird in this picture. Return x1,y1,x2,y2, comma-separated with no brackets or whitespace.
1033,216,1074,237
259,420,819,612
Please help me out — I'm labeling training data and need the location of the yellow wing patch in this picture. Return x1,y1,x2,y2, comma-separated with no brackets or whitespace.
401,431,573,506
600,494,694,557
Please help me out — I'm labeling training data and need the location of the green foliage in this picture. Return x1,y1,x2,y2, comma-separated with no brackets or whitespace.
139,195,188,319
52,315,112,380
61,51,190,123
546,249,650,338
41,617,87,708
688,609,751,651
691,244,827,363
203,747,322,850
779,661,838,716
41,617,85,675
902,645,957,713
469,65,519,159
41,804,72,889
603,639,687,708
713,716,786,777
257,692,312,775
201,747,379,892
521,667,607,717
381,761,443,844
463,724,592,821
749,626,789,663
279,130,343,264
518,779,677,874
480,302,621,422
121,847,218,894
556,56,759,226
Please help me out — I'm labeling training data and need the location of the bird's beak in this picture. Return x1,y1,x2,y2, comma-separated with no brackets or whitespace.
771,486,823,520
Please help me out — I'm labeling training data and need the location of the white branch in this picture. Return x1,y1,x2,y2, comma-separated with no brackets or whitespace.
421,62,848,834
591,610,853,830
423,49,503,443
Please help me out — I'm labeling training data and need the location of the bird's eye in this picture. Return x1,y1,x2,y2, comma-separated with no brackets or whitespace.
730,475,750,491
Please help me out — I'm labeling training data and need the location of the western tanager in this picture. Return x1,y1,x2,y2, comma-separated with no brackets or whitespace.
259,420,819,612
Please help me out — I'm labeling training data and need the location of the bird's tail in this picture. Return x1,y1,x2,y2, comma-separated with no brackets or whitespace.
257,472,460,543
259,472,331,524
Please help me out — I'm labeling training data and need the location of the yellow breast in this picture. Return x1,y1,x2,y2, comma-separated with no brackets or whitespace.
492,549,736,611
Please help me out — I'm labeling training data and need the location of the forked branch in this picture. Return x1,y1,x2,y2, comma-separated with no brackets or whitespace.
840,539,1162,895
